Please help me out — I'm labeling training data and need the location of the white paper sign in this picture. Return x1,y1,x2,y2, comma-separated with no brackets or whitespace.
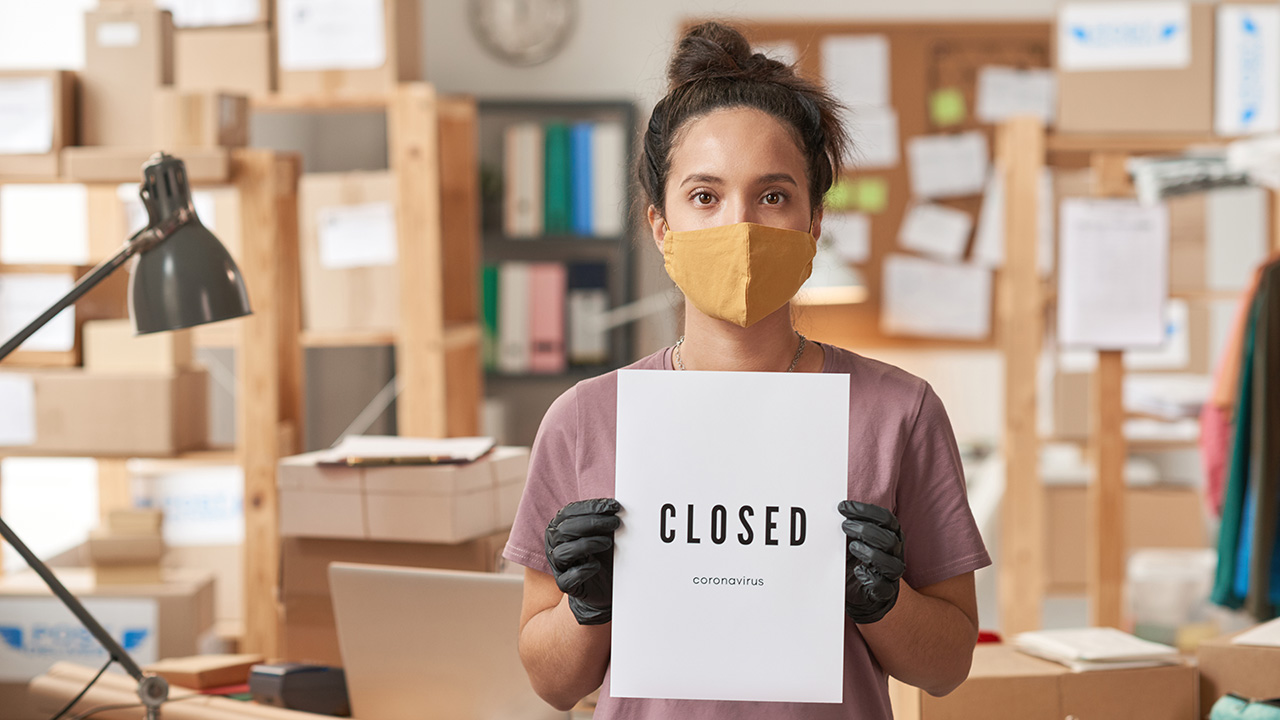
846,105,900,170
0,273,76,352
1216,5,1280,136
976,66,1057,124
0,78,54,154
318,201,398,269
613,370,848,703
279,0,387,71
821,35,890,108
822,211,871,263
0,374,35,446
882,254,992,339
899,203,972,261
907,132,989,199
1058,198,1169,348
157,0,263,28
0,184,89,265
1059,2,1191,71
0,597,157,681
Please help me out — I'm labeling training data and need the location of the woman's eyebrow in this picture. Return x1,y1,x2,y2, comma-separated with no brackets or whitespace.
680,173,723,186
756,173,798,186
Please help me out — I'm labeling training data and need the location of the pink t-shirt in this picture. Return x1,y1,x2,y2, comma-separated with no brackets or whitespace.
503,343,991,720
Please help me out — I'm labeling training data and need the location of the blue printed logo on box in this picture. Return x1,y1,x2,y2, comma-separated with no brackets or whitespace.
1236,14,1264,127
1069,21,1182,49
0,624,148,655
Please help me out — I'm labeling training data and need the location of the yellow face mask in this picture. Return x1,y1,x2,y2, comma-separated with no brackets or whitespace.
663,221,817,328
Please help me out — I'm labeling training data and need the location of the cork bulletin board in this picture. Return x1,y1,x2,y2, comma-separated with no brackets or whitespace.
686,19,1053,349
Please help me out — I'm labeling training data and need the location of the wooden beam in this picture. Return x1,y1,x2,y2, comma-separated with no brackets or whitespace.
391,83,447,437
998,116,1047,635
1089,350,1127,628
95,459,132,521
233,149,302,657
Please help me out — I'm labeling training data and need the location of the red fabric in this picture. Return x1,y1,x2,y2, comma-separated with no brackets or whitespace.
1200,402,1231,517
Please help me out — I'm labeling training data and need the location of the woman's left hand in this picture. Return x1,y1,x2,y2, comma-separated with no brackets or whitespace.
838,500,906,624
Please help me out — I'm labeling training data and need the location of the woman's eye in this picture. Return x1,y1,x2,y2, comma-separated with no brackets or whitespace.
693,192,715,205
762,192,784,205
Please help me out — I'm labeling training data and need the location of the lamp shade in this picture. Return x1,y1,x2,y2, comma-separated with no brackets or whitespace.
128,153,251,334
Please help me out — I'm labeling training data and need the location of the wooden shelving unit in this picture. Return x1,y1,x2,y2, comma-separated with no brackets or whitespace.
997,118,1280,634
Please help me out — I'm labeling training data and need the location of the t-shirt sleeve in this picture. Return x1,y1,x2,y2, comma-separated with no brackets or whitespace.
502,387,581,575
894,383,992,589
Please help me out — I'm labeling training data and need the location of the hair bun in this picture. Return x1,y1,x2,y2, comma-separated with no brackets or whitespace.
667,22,786,91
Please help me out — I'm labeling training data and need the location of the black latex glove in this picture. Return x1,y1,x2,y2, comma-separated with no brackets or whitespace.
545,498,622,625
839,500,906,624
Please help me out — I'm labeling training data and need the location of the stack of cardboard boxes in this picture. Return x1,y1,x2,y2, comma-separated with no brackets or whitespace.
87,508,166,584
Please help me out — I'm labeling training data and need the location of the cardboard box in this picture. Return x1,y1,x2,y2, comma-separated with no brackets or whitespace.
62,146,230,184
279,452,366,540
0,369,208,456
145,652,263,689
276,0,421,96
82,5,175,146
0,567,214,688
1057,3,1214,134
0,70,76,180
279,531,510,665
94,564,165,584
162,544,242,626
86,530,164,565
298,171,399,333
174,24,276,96
1046,484,1209,595
891,644,1198,720
108,508,165,535
84,319,194,373
0,264,130,367
1198,633,1280,717
153,89,249,148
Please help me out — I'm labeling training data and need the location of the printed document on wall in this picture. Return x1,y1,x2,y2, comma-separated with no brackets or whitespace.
898,203,972,261
882,254,992,339
278,0,386,71
1058,198,1169,348
906,132,988,199
821,35,890,108
612,370,848,703
847,106,899,170
976,66,1056,124
0,77,54,154
823,211,871,263
1058,2,1191,71
1215,5,1280,136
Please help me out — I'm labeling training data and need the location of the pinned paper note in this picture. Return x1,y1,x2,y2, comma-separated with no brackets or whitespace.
0,273,77,352
821,211,871,263
930,88,967,127
318,201,398,269
1058,2,1191,71
0,77,54,154
976,66,1057,124
898,203,972,261
846,106,899,170
821,35,890,108
852,177,889,214
753,40,799,67
1058,198,1169,348
0,374,36,446
1215,5,1280,136
907,132,988,199
882,254,992,339
0,185,89,265
279,0,387,71
825,178,857,210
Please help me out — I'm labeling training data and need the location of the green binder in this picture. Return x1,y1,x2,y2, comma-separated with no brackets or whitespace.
543,122,572,234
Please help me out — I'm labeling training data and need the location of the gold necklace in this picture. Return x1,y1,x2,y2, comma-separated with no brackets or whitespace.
672,333,808,372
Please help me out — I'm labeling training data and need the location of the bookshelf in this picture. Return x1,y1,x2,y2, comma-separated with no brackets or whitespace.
476,99,638,444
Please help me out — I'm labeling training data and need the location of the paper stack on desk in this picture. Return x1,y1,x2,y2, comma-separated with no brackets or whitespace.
1014,627,1181,672
313,436,496,467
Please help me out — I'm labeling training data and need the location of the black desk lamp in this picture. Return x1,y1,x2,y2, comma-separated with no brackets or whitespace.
0,152,252,719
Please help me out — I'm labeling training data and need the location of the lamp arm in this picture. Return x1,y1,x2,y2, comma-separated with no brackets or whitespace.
0,227,151,363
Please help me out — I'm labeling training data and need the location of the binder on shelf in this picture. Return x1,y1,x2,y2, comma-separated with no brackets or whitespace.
481,265,499,371
497,262,531,373
570,122,594,236
567,262,609,366
543,122,573,235
590,120,626,237
527,262,567,374
503,123,544,238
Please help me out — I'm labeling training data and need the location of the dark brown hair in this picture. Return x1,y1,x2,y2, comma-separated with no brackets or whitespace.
639,21,851,219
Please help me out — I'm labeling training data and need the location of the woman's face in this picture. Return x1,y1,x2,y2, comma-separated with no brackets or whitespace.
650,106,820,247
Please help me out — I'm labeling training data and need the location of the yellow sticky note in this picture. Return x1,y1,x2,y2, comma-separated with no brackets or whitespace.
826,177,858,210
930,88,966,127
853,177,888,214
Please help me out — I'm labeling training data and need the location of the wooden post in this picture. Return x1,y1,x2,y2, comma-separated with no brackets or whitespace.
96,459,132,521
998,116,1046,634
1087,152,1131,629
391,83,448,437
234,149,303,656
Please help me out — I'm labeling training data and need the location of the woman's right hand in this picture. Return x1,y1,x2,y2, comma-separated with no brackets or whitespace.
544,498,622,625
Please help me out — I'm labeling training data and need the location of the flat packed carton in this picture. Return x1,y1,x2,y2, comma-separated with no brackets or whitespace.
0,71,76,180
84,319,194,373
175,25,276,96
1197,633,1280,717
82,5,175,146
890,643,1198,720
153,89,249,148
1057,3,1214,133
298,171,400,334
0,369,208,456
276,0,421,96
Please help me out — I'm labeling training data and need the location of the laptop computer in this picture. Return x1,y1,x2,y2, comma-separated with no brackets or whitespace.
329,563,567,720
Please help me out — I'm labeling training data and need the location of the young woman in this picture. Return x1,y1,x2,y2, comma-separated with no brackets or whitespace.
501,21,991,719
